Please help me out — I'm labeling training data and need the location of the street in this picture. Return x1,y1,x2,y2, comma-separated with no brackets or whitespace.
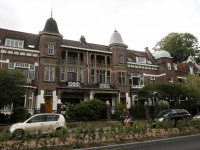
91,134,200,150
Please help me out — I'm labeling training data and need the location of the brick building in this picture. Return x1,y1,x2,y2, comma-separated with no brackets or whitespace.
0,16,199,114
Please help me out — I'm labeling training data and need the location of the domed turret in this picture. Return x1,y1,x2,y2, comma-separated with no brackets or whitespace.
108,30,128,48
42,17,60,34
154,50,171,59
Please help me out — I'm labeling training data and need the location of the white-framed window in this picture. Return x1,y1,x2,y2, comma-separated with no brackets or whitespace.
119,72,126,85
178,78,184,84
190,65,194,75
129,73,144,87
169,77,173,83
28,92,33,109
8,62,35,80
79,68,83,83
5,38,24,48
174,64,177,70
91,69,95,84
48,44,54,55
44,90,53,96
107,71,111,84
60,67,65,82
150,76,155,84
119,54,124,63
67,67,77,82
44,66,55,82
97,70,105,83
167,62,171,70
136,57,146,63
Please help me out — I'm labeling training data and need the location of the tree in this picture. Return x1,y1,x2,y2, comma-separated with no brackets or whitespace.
183,73,200,111
153,33,199,63
0,68,26,109
138,82,188,106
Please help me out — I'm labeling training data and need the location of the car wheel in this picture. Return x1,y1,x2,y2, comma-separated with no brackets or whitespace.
14,129,24,140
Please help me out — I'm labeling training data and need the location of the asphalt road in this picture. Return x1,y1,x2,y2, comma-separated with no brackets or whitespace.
82,134,200,150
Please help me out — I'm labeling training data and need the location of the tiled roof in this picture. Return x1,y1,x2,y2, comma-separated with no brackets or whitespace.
62,39,110,52
177,62,198,72
0,28,39,50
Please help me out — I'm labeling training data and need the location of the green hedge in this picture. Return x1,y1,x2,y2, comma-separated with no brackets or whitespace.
65,99,107,121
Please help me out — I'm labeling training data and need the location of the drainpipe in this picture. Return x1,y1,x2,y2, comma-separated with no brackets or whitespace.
1,47,3,68
87,51,89,84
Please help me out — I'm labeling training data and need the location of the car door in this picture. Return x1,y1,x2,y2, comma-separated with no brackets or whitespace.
171,110,179,122
25,115,46,133
43,114,60,134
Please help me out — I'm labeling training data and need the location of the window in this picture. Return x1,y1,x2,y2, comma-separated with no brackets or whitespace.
178,78,184,84
48,44,54,55
47,115,59,121
97,70,105,83
137,57,146,63
167,62,171,70
91,70,95,84
119,72,126,85
68,52,77,61
174,64,177,70
9,62,35,80
28,92,33,109
119,54,124,63
79,68,83,83
5,38,24,48
146,60,152,64
97,56,105,64
129,73,144,87
190,65,194,75
67,68,77,81
150,76,155,84
169,77,173,83
44,66,55,82
29,115,46,123
60,67,65,82
107,71,111,84
44,90,53,96
127,57,133,62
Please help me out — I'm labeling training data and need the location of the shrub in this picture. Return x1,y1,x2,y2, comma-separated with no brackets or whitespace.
66,99,107,121
129,105,146,119
114,103,124,121
9,107,31,123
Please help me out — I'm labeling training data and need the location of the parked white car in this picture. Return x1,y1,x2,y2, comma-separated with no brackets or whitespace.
9,113,66,139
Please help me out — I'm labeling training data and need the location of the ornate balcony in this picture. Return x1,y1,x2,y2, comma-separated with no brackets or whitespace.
99,83,110,88
131,85,144,89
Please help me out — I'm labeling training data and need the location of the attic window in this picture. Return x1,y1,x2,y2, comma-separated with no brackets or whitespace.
28,44,35,49
137,57,146,63
127,57,133,62
173,64,177,70
146,60,152,64
5,38,24,48
190,65,194,75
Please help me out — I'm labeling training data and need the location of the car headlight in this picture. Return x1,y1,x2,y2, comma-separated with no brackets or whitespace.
158,118,164,122
10,124,17,129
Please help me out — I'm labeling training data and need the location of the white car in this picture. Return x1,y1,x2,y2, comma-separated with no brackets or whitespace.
9,113,66,139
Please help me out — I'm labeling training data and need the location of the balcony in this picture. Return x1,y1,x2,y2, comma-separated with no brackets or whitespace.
99,83,110,88
60,60,84,65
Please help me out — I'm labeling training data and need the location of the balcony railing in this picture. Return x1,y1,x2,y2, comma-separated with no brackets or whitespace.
67,81,81,87
99,83,110,88
131,85,144,88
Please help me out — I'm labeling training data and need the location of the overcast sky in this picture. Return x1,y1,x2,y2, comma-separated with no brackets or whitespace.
0,0,200,53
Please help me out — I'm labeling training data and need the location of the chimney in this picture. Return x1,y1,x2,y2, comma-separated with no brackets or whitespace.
80,35,87,46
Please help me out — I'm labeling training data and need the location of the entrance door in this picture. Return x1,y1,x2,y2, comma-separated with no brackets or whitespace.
44,96,52,113
120,98,126,108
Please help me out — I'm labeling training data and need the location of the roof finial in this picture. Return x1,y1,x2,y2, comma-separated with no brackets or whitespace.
51,7,52,18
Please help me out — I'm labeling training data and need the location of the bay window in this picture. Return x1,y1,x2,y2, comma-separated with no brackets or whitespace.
119,72,126,85
44,66,55,82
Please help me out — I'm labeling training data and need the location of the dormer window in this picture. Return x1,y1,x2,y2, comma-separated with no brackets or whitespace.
136,57,146,63
5,38,24,48
127,57,134,62
28,44,35,49
48,44,54,55
190,65,194,75
174,64,177,70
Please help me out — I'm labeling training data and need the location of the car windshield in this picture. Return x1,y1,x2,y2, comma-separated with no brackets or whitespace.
157,110,171,117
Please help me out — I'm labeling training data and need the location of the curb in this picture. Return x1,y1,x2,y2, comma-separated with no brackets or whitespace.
79,134,200,150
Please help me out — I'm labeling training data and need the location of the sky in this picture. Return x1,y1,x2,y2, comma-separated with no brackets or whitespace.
0,0,200,53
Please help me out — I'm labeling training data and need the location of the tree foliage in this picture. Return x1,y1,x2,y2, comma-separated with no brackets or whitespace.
138,82,188,106
0,68,26,109
153,32,199,63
